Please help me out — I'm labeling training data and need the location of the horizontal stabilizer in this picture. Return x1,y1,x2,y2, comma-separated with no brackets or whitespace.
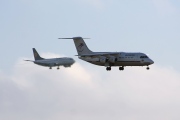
58,37,90,39
24,60,34,62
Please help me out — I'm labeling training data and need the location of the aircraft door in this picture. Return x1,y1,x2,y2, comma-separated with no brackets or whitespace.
140,56,144,63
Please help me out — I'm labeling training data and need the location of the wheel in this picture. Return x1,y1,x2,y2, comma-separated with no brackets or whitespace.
146,67,150,70
121,67,124,70
57,67,60,70
106,67,108,71
106,67,111,71
119,66,124,71
49,67,52,69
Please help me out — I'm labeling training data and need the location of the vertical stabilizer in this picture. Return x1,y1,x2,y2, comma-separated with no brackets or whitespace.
32,48,43,60
72,37,93,55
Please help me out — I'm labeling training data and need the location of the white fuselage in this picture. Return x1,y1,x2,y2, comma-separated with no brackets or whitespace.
59,37,154,70
79,52,154,67
34,57,75,67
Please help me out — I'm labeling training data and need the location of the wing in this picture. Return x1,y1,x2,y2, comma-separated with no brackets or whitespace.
76,52,120,57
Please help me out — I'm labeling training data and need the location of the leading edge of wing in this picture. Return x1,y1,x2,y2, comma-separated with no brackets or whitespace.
75,52,120,57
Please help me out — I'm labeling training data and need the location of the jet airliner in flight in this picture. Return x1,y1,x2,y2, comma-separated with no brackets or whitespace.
59,37,154,71
25,48,75,69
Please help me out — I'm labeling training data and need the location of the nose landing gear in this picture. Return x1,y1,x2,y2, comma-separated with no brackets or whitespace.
57,66,60,70
146,66,150,70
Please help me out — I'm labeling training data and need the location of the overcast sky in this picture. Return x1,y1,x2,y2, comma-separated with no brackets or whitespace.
0,0,180,120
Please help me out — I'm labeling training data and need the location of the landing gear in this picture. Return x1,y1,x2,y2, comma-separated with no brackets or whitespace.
49,67,52,69
146,66,150,70
57,66,60,70
106,66,111,71
119,66,124,71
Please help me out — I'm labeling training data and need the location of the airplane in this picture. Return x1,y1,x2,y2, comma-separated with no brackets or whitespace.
25,48,75,69
59,37,154,71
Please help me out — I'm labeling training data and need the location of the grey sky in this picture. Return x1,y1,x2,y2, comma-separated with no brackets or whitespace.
0,0,180,120
1,0,180,70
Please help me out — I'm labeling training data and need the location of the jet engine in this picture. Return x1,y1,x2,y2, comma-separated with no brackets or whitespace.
108,56,117,63
99,56,107,63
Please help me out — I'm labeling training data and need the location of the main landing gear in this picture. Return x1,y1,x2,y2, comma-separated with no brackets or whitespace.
106,66,125,71
106,66,111,71
119,66,124,71
49,66,60,70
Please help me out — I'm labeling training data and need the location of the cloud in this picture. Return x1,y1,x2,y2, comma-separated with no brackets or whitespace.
152,0,177,15
1,54,180,120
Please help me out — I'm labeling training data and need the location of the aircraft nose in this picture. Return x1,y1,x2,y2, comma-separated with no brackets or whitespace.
150,59,154,64
72,59,75,63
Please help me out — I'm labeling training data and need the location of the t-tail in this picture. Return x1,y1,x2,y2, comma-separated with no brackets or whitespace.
33,48,44,60
59,37,93,55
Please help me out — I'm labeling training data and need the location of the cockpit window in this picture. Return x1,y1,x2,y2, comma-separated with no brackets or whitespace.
140,56,148,58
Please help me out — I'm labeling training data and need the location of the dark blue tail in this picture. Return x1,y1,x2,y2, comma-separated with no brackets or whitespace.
32,48,44,60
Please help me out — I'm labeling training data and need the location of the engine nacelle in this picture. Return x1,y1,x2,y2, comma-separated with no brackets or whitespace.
108,56,117,63
99,56,107,63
